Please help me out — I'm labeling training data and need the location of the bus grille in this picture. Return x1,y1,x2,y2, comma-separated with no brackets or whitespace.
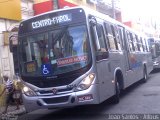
43,96,69,104
39,87,73,95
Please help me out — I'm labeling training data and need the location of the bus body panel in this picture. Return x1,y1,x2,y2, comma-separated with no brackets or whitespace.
23,83,100,112
18,7,153,112
96,59,114,102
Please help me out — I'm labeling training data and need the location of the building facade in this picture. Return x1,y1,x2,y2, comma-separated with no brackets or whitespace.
0,0,34,81
33,0,122,21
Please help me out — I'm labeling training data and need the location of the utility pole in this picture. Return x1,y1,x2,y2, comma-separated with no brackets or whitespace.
112,0,116,19
53,0,59,10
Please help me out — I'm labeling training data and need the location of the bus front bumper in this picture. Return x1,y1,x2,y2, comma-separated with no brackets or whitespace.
22,84,99,112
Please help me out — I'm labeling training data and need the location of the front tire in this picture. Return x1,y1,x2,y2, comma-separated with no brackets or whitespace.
112,80,120,104
142,67,148,83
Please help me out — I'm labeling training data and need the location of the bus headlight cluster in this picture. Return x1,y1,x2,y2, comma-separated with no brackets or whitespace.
22,85,37,97
76,73,95,91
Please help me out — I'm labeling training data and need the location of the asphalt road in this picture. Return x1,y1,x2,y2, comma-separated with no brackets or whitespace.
18,70,160,120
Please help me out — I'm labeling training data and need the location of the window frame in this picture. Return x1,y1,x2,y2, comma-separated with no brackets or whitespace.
104,22,117,51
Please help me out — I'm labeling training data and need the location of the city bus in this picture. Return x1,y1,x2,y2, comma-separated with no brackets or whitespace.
17,7,153,112
148,37,160,69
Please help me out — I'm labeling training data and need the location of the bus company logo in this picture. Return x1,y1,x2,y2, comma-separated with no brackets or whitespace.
52,88,57,95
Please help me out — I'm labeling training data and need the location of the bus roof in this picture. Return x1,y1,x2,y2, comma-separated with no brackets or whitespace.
21,6,88,22
19,6,146,38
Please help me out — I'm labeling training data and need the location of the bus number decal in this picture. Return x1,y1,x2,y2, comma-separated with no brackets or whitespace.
26,61,36,73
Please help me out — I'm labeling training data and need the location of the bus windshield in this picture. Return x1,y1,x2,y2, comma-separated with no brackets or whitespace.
20,25,90,76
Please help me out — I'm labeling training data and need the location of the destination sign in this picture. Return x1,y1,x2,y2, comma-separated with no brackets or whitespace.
19,8,86,35
31,14,72,29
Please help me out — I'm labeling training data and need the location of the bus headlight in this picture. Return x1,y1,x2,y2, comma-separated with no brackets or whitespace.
76,73,95,91
22,85,37,97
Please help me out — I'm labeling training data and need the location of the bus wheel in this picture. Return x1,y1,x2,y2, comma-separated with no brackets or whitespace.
142,67,148,83
112,80,120,104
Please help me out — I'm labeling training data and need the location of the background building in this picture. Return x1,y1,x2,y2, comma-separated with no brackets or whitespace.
0,0,34,82
96,0,121,22
121,0,160,38
33,0,122,21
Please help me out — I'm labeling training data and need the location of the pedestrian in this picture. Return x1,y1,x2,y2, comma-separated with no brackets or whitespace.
0,75,19,114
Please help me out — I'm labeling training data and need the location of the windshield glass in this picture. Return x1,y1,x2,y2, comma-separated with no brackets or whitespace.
20,25,90,76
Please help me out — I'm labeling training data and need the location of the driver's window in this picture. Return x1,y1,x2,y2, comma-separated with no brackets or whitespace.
96,24,107,52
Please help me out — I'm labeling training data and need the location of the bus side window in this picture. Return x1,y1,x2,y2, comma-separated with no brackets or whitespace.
90,20,109,60
96,24,107,52
140,37,145,51
142,37,147,52
105,23,116,50
118,27,124,50
94,23,109,60
126,31,134,52
112,26,122,50
135,35,140,51
131,33,138,52
111,25,122,51
114,26,122,51
111,25,119,50
144,38,149,52
137,36,144,52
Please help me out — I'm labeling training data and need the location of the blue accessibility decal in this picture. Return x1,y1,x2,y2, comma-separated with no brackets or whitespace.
41,64,52,75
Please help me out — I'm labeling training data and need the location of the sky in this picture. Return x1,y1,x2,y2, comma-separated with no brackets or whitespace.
121,0,160,22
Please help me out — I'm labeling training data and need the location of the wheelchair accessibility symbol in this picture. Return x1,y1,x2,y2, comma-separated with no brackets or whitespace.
41,64,52,75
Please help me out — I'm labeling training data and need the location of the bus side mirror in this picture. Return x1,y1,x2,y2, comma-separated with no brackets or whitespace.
9,35,18,53
89,16,97,26
92,26,101,51
89,17,101,51
9,38,13,52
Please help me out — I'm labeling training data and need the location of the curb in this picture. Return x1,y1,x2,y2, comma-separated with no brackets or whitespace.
0,105,26,116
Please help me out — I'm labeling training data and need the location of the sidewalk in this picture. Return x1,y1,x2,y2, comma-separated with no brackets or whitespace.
0,105,26,115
